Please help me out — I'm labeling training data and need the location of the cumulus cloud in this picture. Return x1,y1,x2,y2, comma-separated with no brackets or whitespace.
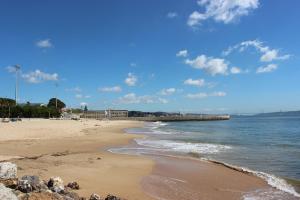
223,39,291,62
99,86,122,93
160,88,176,96
186,91,226,99
183,78,206,87
125,73,138,86
188,0,259,27
36,39,53,48
176,49,188,57
21,70,58,83
167,12,178,18
256,64,277,73
117,93,168,104
185,55,228,75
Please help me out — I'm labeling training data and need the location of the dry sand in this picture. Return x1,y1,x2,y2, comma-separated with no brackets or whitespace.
0,119,154,200
0,119,272,200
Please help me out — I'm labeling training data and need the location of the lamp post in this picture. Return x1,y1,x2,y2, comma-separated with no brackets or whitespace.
14,65,21,105
55,82,58,109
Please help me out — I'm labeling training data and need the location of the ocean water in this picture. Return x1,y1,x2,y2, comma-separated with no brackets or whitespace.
109,115,300,199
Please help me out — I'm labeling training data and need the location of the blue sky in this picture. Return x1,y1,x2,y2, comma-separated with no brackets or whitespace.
1,0,300,114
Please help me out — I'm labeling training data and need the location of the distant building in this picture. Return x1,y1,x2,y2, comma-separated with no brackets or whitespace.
106,109,128,118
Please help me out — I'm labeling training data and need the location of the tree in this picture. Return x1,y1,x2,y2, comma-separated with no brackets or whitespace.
47,98,66,110
84,105,88,112
0,98,16,107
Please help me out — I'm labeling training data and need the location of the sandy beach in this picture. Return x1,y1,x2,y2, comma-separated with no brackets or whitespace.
0,119,276,200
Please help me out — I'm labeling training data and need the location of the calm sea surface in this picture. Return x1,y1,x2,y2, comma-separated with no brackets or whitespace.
110,115,300,198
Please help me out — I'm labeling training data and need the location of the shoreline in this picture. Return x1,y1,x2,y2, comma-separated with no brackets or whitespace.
114,123,300,200
1,119,299,199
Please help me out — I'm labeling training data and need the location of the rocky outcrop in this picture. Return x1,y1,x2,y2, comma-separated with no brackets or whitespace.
0,162,17,179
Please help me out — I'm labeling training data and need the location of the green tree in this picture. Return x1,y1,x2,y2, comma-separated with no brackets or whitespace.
47,98,66,109
84,105,88,112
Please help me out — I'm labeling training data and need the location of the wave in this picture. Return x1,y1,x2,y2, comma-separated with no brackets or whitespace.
135,138,231,154
202,158,300,198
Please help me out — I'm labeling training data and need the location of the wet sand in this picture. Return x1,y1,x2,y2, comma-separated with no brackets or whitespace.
141,155,272,200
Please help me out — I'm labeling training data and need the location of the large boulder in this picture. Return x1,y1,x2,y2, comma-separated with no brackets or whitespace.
0,183,18,200
0,162,17,179
48,176,65,193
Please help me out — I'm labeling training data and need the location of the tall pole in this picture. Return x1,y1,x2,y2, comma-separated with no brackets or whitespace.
14,65,21,105
55,82,58,109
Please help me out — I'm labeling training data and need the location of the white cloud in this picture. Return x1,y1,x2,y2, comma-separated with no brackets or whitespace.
187,11,207,27
117,93,168,104
130,62,137,67
75,94,91,99
158,98,168,104
176,49,188,57
36,39,53,48
167,12,178,18
256,64,277,73
186,91,226,99
99,86,122,92
230,67,241,74
185,54,228,75
188,0,259,27
183,78,205,87
223,39,291,62
125,73,138,86
21,70,58,83
160,88,176,96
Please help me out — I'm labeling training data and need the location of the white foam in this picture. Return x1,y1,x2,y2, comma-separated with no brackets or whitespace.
202,159,300,198
243,188,299,200
135,139,231,154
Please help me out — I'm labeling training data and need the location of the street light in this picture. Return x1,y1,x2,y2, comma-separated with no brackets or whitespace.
14,65,21,105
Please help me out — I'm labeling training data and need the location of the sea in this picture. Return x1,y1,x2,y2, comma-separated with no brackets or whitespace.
109,114,300,199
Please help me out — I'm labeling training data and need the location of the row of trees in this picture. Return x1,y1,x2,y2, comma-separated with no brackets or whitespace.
0,98,66,118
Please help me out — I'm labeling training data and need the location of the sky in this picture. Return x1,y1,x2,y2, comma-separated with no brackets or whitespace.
1,0,300,114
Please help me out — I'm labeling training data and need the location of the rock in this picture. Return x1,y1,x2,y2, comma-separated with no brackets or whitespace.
0,178,18,189
48,176,65,193
63,191,82,200
17,179,33,193
104,195,122,200
89,193,101,200
0,162,17,179
20,192,64,200
0,183,18,200
67,181,80,190
17,175,45,193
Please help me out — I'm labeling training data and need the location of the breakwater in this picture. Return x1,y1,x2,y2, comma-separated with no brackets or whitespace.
110,115,230,122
